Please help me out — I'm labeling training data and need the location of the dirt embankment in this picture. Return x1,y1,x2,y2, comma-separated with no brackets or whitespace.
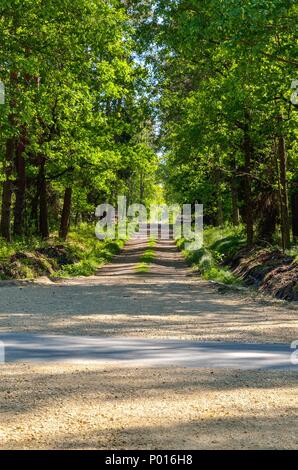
226,248,298,301
0,246,77,279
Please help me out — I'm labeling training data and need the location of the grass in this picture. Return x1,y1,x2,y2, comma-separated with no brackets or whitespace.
177,224,246,285
136,262,150,273
136,239,156,273
148,237,157,248
139,249,155,264
56,225,124,278
0,223,125,280
178,225,298,300
286,245,298,261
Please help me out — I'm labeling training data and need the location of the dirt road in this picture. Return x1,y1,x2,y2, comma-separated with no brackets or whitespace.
0,237,297,449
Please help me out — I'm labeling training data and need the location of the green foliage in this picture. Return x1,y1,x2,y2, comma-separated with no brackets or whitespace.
148,238,157,247
136,262,150,273
179,225,245,284
204,225,247,258
286,245,298,261
139,248,155,264
148,0,298,245
0,224,124,279
0,0,159,243
56,225,124,277
136,241,156,272
0,0,297,255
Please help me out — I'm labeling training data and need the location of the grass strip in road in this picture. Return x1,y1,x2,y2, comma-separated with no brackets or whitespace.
136,262,150,273
136,240,156,273
140,249,155,263
148,237,157,248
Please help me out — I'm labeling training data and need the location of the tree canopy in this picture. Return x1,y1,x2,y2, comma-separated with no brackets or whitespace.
0,0,297,248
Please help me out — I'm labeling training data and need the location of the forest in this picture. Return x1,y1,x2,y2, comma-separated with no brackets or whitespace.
0,0,297,289
1,1,298,454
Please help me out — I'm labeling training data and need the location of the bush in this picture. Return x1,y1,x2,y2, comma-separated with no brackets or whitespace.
0,224,125,280
177,224,245,285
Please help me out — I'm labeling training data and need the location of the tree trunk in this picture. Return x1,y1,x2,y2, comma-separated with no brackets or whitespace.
214,168,224,226
243,123,254,246
0,72,17,242
0,137,15,241
256,147,278,243
39,158,49,239
291,187,298,242
140,171,144,205
257,192,278,243
277,116,290,250
13,131,27,236
59,187,72,240
216,196,224,226
231,161,239,226
74,212,81,227
231,184,240,226
27,175,40,235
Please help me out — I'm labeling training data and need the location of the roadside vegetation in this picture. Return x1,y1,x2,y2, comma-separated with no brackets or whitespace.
177,225,245,285
0,1,297,298
178,225,298,300
136,239,156,273
0,224,124,280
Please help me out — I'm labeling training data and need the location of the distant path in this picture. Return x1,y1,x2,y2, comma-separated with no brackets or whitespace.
96,225,190,277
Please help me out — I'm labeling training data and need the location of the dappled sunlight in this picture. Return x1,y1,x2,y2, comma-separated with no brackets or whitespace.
0,364,297,449
0,333,296,369
0,290,297,344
